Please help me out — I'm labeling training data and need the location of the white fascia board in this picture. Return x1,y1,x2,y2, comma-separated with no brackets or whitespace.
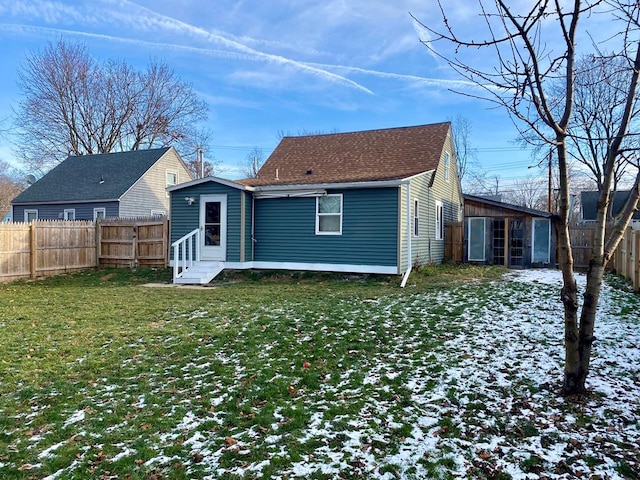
167,176,254,192
254,179,410,193
253,189,327,199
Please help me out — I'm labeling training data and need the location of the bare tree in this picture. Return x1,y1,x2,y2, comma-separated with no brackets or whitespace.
179,128,218,179
0,160,25,219
241,147,266,179
567,54,640,194
504,174,547,210
13,40,208,174
450,115,478,185
276,128,340,140
417,1,640,395
466,171,502,198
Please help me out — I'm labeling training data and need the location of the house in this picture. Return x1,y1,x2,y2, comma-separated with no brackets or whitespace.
580,190,640,228
463,194,556,268
168,123,463,284
12,147,191,221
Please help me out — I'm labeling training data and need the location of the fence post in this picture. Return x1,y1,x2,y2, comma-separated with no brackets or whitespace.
626,228,632,280
631,230,640,292
163,217,170,268
29,223,37,279
95,218,102,268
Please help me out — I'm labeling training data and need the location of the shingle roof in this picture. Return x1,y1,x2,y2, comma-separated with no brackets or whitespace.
12,148,171,204
581,190,640,220
239,123,451,187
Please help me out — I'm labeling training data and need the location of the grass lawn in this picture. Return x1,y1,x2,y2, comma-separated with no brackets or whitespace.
0,266,638,479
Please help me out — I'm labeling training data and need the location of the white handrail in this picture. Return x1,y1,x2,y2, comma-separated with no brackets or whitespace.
172,228,200,281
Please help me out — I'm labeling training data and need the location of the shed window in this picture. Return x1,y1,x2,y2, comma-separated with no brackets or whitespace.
532,218,551,263
24,209,38,222
435,201,443,240
468,217,486,261
413,199,419,237
316,194,342,235
64,209,75,220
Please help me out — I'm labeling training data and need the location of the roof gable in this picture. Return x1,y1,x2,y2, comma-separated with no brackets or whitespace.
242,123,451,187
12,148,172,204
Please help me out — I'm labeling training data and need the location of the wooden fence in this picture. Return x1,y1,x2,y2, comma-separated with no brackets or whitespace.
444,222,464,263
98,217,168,268
0,217,168,283
611,227,639,291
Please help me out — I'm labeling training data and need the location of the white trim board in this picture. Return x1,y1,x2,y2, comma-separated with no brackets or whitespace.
169,260,400,275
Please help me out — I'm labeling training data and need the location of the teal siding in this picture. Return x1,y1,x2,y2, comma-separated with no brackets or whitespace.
254,188,399,266
170,182,245,262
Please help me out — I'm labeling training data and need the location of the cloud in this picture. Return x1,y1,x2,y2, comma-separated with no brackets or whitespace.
107,0,375,94
0,0,374,94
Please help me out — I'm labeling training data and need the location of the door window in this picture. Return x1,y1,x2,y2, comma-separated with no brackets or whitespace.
204,202,221,246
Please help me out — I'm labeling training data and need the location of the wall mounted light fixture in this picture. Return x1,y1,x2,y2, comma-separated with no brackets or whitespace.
185,196,196,205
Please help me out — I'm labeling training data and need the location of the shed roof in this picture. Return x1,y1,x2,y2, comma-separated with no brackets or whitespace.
239,123,451,187
464,194,553,218
12,148,172,204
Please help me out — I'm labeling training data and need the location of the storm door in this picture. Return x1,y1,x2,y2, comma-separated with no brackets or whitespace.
200,194,227,261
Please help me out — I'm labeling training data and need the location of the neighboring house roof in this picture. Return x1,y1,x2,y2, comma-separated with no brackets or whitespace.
238,123,451,187
464,194,553,218
12,148,172,204
581,190,640,221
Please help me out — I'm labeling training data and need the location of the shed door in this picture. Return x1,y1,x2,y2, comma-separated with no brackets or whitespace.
200,195,227,261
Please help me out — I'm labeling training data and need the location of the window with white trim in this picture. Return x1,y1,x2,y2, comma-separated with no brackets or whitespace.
64,209,75,220
24,209,38,222
166,171,178,196
94,208,106,220
316,194,343,235
444,152,451,182
151,209,166,216
413,199,419,237
435,200,444,240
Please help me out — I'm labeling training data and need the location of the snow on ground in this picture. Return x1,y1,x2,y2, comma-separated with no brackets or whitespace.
17,269,640,479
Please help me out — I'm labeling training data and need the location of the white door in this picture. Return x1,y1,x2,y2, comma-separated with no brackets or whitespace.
200,195,227,261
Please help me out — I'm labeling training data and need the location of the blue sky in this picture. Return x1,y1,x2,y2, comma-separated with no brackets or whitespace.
0,0,548,184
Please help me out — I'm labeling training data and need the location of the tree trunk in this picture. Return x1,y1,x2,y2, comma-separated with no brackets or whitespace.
557,219,580,394
565,261,605,393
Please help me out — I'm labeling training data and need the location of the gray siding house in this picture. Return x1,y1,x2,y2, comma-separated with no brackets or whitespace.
12,147,191,221
168,123,463,284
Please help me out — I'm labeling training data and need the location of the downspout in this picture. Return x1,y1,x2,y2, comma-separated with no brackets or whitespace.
401,182,412,288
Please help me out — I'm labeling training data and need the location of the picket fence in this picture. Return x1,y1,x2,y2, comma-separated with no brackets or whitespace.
0,217,168,283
